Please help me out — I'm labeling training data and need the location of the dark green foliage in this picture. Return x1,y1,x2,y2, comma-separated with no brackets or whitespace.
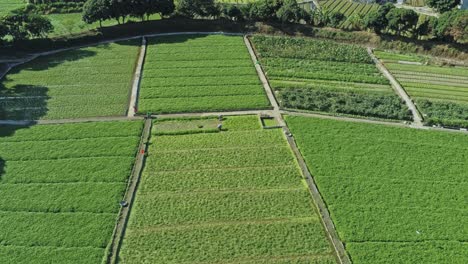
176,0,220,18
279,88,412,120
0,9,53,41
427,0,460,12
385,7,419,36
434,10,468,44
417,99,468,128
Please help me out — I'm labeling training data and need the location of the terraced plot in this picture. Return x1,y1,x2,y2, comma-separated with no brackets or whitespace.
287,116,468,264
120,116,336,263
0,40,140,120
319,0,379,28
0,121,143,263
251,36,411,120
377,51,468,128
138,34,270,114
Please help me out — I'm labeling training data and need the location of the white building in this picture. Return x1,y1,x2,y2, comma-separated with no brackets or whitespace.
461,0,468,10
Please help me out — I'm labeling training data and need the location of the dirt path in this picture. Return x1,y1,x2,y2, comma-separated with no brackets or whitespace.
106,118,152,264
127,37,147,117
282,124,351,264
367,47,424,127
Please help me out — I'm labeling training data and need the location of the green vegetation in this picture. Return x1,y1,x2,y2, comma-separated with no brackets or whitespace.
251,35,411,120
138,34,270,114
0,40,140,120
120,115,335,263
377,50,468,128
286,116,468,264
0,120,143,263
0,0,25,16
319,0,379,29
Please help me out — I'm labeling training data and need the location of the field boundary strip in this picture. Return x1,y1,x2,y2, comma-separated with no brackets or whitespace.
367,47,424,127
105,118,152,264
127,37,147,117
280,124,351,264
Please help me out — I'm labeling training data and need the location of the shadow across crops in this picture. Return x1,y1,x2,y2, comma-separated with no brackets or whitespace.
0,48,99,120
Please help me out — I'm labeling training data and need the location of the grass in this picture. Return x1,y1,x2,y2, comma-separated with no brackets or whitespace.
0,40,140,120
286,116,468,264
251,36,411,120
119,115,335,263
46,13,161,38
0,120,143,263
0,0,25,16
376,50,468,128
138,34,270,114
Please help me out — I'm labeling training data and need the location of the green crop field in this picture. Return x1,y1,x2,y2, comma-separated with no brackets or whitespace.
376,51,468,128
286,116,468,264
0,0,25,16
119,115,336,263
0,121,143,263
0,40,140,120
250,36,411,120
138,34,270,114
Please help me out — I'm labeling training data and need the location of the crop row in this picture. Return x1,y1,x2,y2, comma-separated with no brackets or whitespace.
251,35,373,64
139,165,302,193
143,66,257,77
140,84,264,99
280,88,411,120
0,245,105,264
386,62,468,77
0,121,142,142
267,69,388,85
270,79,391,94
130,189,315,227
286,116,468,262
139,95,269,114
121,220,332,263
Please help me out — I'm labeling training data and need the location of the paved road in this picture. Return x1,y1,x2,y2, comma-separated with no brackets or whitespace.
367,47,424,127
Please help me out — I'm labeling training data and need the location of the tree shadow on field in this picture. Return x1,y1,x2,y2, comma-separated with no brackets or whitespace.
0,48,99,181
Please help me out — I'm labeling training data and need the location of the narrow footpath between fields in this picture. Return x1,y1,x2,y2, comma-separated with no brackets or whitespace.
367,47,424,127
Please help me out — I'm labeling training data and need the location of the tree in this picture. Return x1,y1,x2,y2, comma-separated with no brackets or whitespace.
426,0,460,13
25,14,54,38
1,9,53,41
108,0,133,24
386,8,419,36
434,10,468,43
276,0,308,24
346,13,364,30
449,11,467,44
222,4,243,21
327,11,345,28
176,0,220,18
82,0,110,27
362,3,394,33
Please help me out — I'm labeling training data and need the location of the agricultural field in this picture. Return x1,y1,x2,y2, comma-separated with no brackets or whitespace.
138,34,270,114
216,0,258,3
250,36,411,120
0,0,25,16
0,121,143,263
0,40,140,120
119,115,336,263
376,50,468,128
286,116,468,264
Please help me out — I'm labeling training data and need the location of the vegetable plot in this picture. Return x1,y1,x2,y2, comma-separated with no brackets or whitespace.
119,116,336,263
287,116,468,264
251,36,411,120
0,40,140,120
377,50,468,128
0,121,143,263
138,34,270,114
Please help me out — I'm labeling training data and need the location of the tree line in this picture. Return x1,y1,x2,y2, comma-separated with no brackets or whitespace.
0,0,466,45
